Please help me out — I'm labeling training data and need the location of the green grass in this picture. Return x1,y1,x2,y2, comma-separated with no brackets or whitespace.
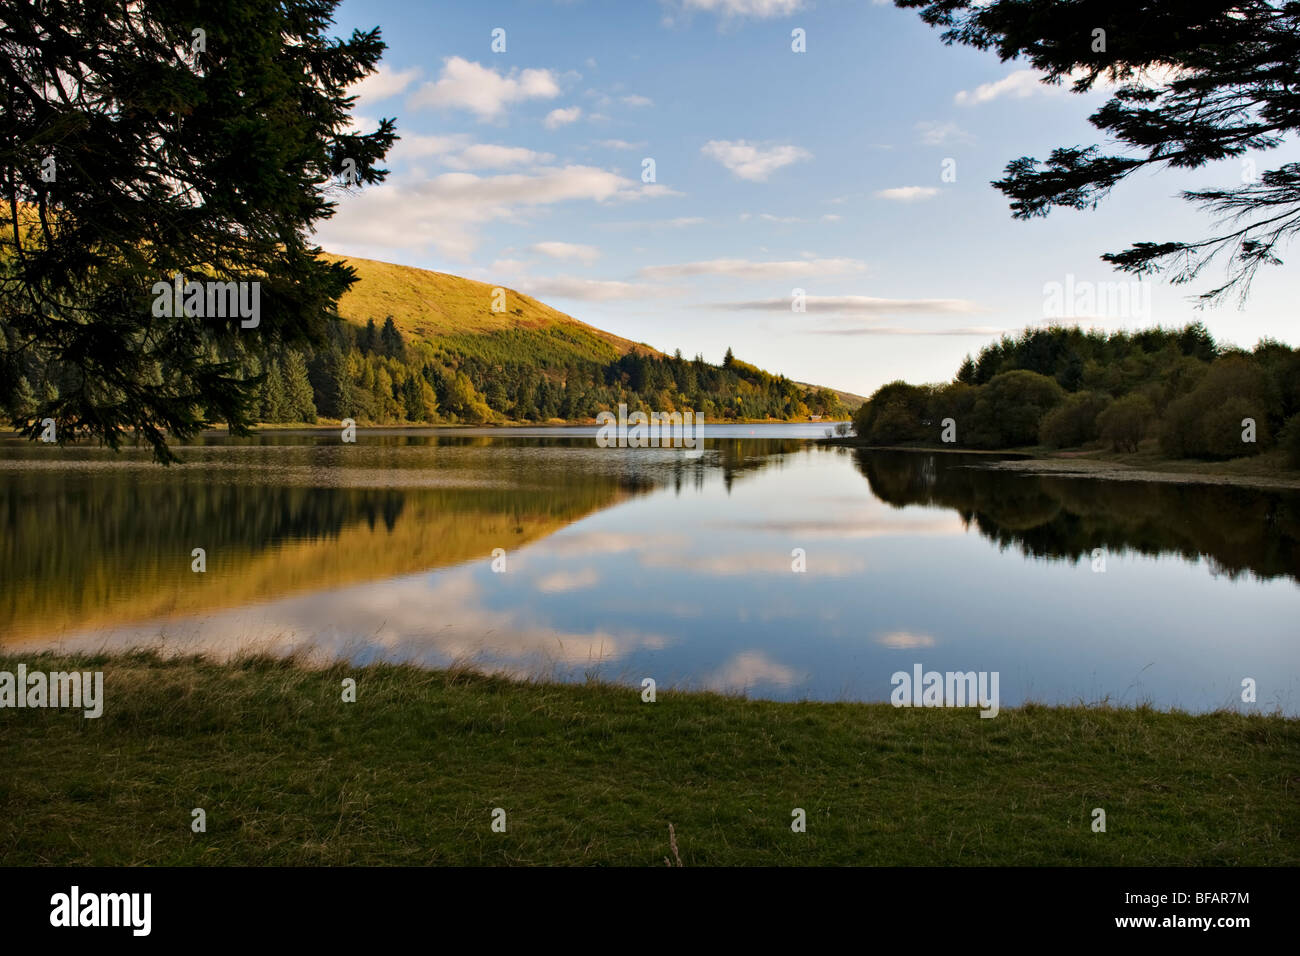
2,653,1296,866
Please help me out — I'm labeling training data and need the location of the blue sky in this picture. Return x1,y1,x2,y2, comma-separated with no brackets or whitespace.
320,0,1300,397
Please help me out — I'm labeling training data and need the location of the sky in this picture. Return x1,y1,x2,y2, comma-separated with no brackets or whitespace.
319,0,1300,398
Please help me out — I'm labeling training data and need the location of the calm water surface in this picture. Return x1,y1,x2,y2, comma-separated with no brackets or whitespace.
2,425,1297,713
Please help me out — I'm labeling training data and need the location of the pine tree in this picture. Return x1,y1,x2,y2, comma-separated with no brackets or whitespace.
0,0,395,461
282,350,317,423
10,376,37,420
261,360,288,423
380,316,404,358
358,319,378,356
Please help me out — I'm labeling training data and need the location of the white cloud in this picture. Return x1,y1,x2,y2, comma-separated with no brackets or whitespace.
534,568,600,593
954,64,1183,107
701,139,811,181
444,144,556,170
707,651,800,693
388,137,555,170
320,165,674,259
622,94,653,107
875,186,940,202
409,57,561,119
351,65,421,105
639,257,865,280
877,631,936,649
530,241,601,263
915,120,973,145
811,325,1006,336
821,213,842,222
595,139,644,150
714,295,981,314
544,106,583,129
955,69,1045,105
679,0,805,19
388,134,469,161
518,275,674,302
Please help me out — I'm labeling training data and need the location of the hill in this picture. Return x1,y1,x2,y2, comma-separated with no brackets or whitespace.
1,234,862,427
325,253,660,367
276,252,862,425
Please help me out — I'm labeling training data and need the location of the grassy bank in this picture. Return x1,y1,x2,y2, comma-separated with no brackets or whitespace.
2,653,1296,866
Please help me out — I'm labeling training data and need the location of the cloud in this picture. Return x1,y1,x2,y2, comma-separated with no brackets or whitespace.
518,275,674,302
811,325,1006,336
601,216,707,230
915,120,973,146
534,568,600,593
445,144,556,169
713,294,980,313
595,139,645,150
639,257,864,280
351,65,420,105
622,94,654,107
707,651,800,693
530,241,601,263
875,186,940,202
388,134,469,161
701,139,811,181
409,57,561,119
544,106,583,129
955,69,1046,106
541,531,687,556
319,165,673,259
877,631,936,649
954,64,1183,107
387,137,556,170
678,0,805,19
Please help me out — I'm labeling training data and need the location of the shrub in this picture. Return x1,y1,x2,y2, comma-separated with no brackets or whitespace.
967,370,1064,447
1039,391,1112,448
1097,393,1155,452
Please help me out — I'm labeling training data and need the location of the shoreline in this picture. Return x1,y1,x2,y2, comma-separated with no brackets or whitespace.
822,439,1300,491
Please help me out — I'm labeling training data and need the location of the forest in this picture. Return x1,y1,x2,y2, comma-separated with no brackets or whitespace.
852,323,1300,468
4,315,852,428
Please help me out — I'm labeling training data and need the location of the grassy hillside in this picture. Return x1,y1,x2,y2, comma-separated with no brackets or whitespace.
325,254,660,369
322,253,862,419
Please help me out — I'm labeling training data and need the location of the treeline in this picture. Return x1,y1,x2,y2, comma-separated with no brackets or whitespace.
852,323,1300,468
4,315,851,427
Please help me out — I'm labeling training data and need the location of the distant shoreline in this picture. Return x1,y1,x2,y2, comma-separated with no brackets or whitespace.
821,439,1300,491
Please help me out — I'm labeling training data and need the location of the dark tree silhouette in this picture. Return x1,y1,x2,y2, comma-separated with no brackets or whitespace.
1,0,396,460
897,0,1300,303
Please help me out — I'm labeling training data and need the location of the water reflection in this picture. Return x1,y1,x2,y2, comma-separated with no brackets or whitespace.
856,450,1300,584
1,431,1296,712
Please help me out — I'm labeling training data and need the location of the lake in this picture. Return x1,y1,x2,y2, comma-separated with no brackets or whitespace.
2,424,1297,713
